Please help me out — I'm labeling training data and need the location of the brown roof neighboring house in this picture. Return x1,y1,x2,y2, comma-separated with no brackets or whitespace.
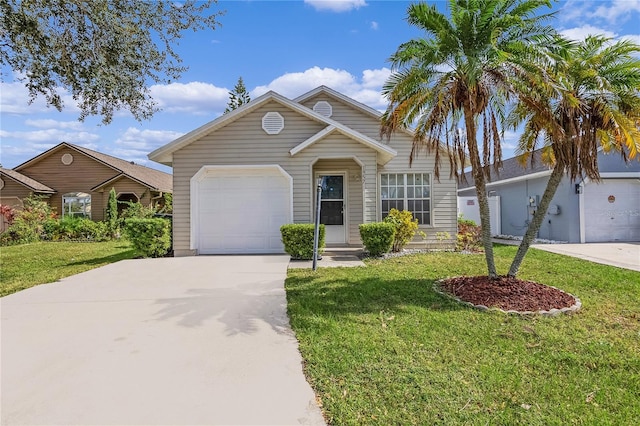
0,167,56,193
15,142,172,192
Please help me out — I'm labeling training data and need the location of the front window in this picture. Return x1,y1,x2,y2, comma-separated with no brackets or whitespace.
381,173,431,225
62,192,91,219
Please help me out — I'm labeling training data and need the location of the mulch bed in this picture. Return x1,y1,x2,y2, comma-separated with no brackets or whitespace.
438,275,577,312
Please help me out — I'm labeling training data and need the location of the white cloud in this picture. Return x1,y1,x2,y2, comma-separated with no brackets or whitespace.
304,0,367,12
560,25,616,41
24,119,85,130
0,80,80,115
251,66,391,109
115,127,184,151
149,81,229,115
593,0,640,23
252,67,357,98
361,68,391,88
370,21,379,30
0,128,99,144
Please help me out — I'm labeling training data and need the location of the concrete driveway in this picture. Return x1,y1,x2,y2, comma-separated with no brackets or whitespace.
532,242,640,272
1,256,325,425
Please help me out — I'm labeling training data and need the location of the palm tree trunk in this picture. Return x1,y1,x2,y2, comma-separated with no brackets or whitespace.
508,164,565,277
463,107,498,278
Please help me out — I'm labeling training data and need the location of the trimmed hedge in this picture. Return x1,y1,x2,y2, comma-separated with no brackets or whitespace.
124,218,171,258
281,223,325,260
359,222,396,256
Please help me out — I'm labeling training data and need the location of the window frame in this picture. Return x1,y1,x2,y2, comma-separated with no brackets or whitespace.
62,192,92,219
379,172,432,226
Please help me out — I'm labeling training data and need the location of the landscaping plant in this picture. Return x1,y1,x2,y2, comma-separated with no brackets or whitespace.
383,208,424,252
359,222,395,256
123,217,171,257
280,223,325,260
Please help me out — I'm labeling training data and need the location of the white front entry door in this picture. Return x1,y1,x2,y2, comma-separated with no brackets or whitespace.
318,174,346,244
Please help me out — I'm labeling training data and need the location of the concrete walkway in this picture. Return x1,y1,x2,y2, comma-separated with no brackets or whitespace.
1,256,325,425
288,248,365,269
532,242,640,272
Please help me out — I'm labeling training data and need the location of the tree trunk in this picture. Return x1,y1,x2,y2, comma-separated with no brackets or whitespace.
508,164,565,277
463,106,498,278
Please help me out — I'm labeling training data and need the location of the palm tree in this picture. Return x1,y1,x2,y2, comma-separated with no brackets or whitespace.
506,35,640,276
381,0,558,278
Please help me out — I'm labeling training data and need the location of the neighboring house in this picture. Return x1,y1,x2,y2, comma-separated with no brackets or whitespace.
457,150,640,243
149,86,458,255
0,167,56,209
5,142,172,221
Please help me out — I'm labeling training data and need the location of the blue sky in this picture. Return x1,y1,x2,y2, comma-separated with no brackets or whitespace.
1,0,640,173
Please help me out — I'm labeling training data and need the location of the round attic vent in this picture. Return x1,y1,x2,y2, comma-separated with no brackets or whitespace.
313,101,332,118
61,153,74,165
262,112,284,135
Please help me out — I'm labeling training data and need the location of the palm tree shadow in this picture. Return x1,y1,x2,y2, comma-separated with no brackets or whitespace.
153,281,293,337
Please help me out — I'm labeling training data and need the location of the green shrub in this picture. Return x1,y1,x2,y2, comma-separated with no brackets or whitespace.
43,217,109,241
383,208,424,252
124,218,171,257
106,188,119,238
0,195,55,245
280,224,325,260
120,202,156,220
457,216,482,252
359,222,395,256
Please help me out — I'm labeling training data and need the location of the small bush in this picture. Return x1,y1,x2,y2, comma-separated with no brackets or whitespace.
120,202,156,220
383,208,424,252
281,224,325,260
123,218,171,257
0,195,56,245
359,222,395,257
43,217,109,241
457,216,482,252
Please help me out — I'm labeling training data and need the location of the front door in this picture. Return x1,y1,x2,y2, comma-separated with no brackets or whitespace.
318,174,346,244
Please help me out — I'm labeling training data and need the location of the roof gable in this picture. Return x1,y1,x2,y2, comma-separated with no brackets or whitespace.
290,125,396,165
149,89,398,165
15,142,172,192
0,167,55,193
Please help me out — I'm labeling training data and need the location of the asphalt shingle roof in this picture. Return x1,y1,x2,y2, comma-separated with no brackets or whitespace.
458,150,551,190
0,167,56,193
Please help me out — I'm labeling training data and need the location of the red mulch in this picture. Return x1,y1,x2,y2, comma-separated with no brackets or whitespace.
438,275,576,312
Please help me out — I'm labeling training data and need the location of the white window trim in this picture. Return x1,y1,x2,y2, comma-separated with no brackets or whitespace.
62,192,92,219
378,172,434,227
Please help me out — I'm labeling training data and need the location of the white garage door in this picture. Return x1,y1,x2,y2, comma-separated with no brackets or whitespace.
584,178,640,242
192,166,292,254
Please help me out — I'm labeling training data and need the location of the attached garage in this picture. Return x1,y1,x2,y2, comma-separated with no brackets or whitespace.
191,165,293,254
584,178,640,242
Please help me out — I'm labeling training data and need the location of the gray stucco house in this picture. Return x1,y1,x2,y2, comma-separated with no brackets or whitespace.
149,86,458,255
457,150,640,243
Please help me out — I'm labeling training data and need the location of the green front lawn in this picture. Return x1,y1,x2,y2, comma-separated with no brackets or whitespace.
0,240,136,297
286,245,640,424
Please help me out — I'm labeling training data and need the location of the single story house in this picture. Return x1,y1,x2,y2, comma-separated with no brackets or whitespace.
3,142,172,220
149,86,458,255
457,150,640,243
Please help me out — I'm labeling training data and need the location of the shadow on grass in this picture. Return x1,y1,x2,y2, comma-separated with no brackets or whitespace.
65,249,136,267
285,273,466,318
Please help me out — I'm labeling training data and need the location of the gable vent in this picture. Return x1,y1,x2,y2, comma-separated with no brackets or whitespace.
262,112,284,135
313,101,332,117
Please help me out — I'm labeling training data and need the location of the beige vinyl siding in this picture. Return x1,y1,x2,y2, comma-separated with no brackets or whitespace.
172,101,327,254
17,147,118,221
303,93,458,246
381,131,458,247
301,94,382,141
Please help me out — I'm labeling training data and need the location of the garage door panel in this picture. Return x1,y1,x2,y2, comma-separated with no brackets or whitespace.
194,167,292,254
584,179,640,242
